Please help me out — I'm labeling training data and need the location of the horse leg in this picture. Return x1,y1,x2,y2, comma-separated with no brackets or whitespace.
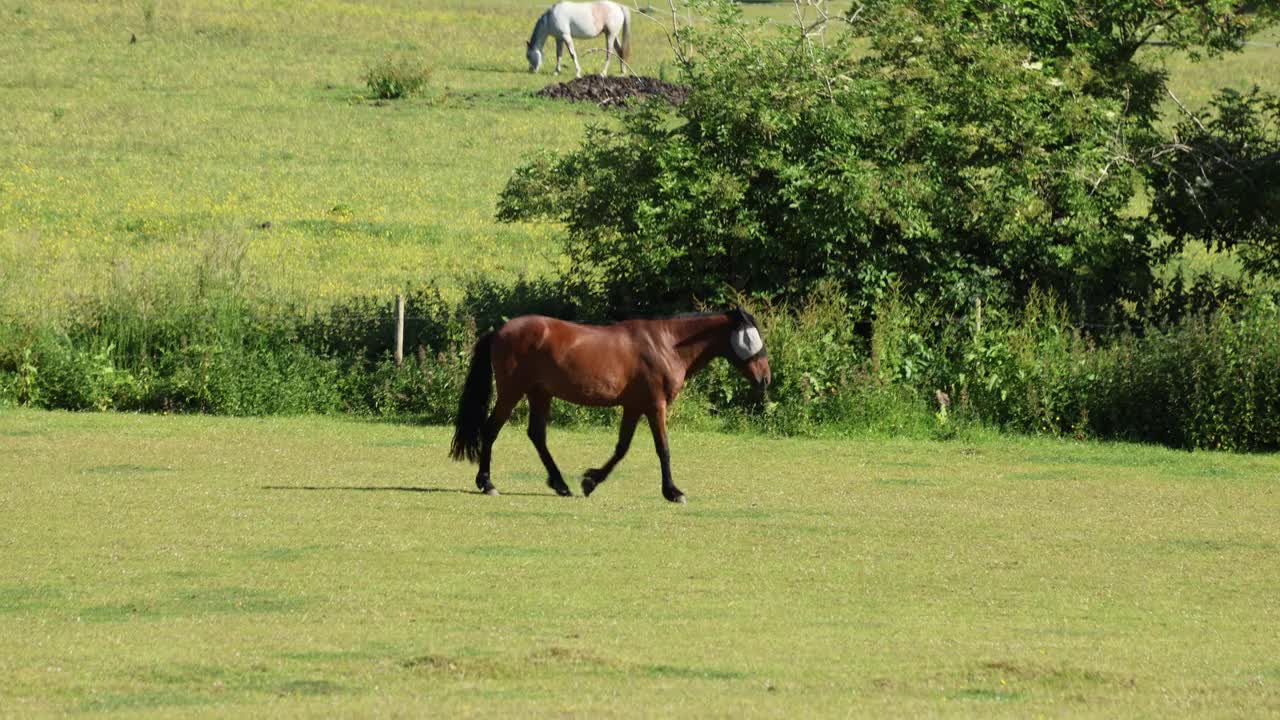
476,391,519,496
555,37,565,75
646,403,685,504
582,409,640,497
600,32,614,77
564,37,582,78
527,389,571,497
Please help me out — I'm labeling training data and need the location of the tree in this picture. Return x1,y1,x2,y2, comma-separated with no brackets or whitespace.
1149,87,1280,276
860,0,1276,121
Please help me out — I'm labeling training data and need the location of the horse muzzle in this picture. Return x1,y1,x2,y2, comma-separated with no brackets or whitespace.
752,373,771,403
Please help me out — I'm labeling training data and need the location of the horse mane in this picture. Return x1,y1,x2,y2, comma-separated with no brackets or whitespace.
651,310,755,351
527,10,548,47
665,308,758,326
665,310,729,321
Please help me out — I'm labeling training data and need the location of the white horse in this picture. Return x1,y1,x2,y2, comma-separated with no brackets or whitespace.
526,1,631,78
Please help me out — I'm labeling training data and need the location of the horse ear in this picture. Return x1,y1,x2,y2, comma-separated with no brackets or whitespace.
733,306,760,329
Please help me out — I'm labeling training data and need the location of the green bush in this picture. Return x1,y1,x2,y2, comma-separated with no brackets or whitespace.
824,285,1280,449
1148,87,1280,276
21,336,145,412
683,287,932,436
4,271,1279,450
366,346,469,423
1088,296,1280,450
952,292,1095,436
362,55,432,100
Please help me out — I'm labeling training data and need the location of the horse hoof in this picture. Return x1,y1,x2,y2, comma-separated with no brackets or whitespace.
664,492,686,504
582,477,597,497
547,479,573,497
483,487,500,497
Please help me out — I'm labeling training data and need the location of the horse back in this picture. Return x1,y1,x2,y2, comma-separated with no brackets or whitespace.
495,315,641,362
492,315,666,407
549,0,623,37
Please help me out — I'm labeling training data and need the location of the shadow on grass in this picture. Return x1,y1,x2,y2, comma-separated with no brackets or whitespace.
261,485,560,498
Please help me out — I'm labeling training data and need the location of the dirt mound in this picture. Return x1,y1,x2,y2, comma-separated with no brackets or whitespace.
537,75,690,108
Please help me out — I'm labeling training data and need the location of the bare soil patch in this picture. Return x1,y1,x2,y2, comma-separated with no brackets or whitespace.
536,75,689,107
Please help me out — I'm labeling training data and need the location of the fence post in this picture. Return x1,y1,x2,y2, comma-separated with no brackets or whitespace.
394,294,405,366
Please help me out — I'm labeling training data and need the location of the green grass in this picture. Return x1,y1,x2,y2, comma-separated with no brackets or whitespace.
2,408,1279,715
0,0,627,319
1157,25,1280,111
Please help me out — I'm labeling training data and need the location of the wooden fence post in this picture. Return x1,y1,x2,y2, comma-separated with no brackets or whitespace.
394,294,405,366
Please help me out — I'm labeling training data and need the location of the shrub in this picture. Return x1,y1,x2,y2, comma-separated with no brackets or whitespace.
363,55,432,100
17,334,145,412
5,265,1279,450
951,291,1095,436
367,346,470,423
850,285,1280,449
1148,87,1280,276
1087,295,1280,450
686,286,932,436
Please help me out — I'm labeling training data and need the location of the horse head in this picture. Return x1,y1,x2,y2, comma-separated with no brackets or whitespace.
727,307,771,391
526,40,542,72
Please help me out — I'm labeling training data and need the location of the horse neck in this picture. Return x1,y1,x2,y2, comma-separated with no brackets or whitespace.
664,315,731,378
529,12,549,47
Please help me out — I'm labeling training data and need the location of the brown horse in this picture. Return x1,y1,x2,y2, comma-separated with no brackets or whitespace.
449,308,771,503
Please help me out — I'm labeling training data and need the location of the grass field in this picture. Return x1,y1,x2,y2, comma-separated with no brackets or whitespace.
3,1,1278,322
2,409,1279,716
4,5,1280,714
0,0,796,321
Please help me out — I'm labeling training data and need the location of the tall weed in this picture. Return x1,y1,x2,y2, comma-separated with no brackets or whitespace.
692,286,932,436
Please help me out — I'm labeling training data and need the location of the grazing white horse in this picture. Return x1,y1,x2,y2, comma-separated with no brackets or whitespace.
526,1,631,78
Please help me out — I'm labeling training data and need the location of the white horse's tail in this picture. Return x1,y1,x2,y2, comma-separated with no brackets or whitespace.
620,6,631,62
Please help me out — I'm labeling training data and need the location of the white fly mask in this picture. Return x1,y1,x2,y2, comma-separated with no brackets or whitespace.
730,324,765,360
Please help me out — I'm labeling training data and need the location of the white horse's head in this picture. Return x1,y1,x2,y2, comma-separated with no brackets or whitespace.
526,41,543,73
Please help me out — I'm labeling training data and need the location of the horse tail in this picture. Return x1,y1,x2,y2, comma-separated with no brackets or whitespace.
449,332,495,463
620,6,631,62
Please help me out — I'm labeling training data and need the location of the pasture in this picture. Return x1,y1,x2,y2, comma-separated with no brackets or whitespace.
2,409,1280,716
5,2,1280,715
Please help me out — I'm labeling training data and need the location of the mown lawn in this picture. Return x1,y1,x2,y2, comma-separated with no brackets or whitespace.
2,409,1278,716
